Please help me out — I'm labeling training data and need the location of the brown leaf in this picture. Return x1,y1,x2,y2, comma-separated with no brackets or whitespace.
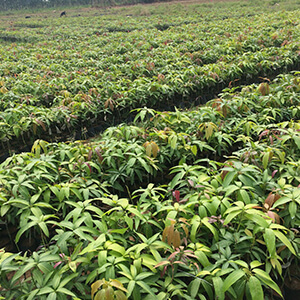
267,211,280,224
105,286,114,300
258,82,270,96
91,279,104,299
154,260,171,268
145,143,152,157
114,290,128,300
35,119,46,131
173,260,186,265
157,73,165,81
162,225,171,243
110,279,128,293
172,230,181,248
33,123,37,135
104,98,115,111
265,192,275,207
181,224,189,238
95,148,103,163
151,141,159,158
87,149,93,161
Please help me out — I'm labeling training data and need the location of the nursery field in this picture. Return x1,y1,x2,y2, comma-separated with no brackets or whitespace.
0,0,299,156
0,0,300,299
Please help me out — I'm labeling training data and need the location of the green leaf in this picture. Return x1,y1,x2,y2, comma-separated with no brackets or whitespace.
250,261,263,269
202,279,214,299
69,261,77,273
224,185,239,197
127,207,145,222
97,250,107,268
223,171,236,187
195,250,210,268
47,292,57,300
189,278,201,299
86,205,103,217
262,152,269,169
30,194,40,204
222,269,245,292
128,157,137,167
202,217,219,240
245,213,269,228
70,188,83,201
126,280,136,297
238,189,251,204
212,277,224,300
38,286,55,295
56,287,77,297
170,171,184,190
83,189,89,200
293,136,300,149
248,276,264,300
164,210,178,226
73,228,94,242
252,268,283,298
191,145,197,156
190,219,200,242
107,243,125,256
39,222,50,237
272,196,291,208
264,228,276,256
1,204,10,217
31,206,42,217
12,262,36,284
136,281,156,297
140,254,157,270
137,157,150,173
273,230,296,255
27,289,39,300
223,210,241,225
288,201,297,219
231,260,248,269
135,272,153,281
110,228,128,234
15,221,36,243
169,135,178,149
52,272,62,290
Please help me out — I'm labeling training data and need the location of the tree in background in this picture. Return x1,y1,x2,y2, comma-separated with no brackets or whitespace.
91,0,116,7
0,0,90,10
0,0,161,11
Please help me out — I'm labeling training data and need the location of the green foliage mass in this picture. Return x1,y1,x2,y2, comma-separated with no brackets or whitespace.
0,71,299,299
0,1,300,299
0,0,300,155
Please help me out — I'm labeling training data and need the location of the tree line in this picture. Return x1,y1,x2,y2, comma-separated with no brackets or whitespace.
0,0,163,11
